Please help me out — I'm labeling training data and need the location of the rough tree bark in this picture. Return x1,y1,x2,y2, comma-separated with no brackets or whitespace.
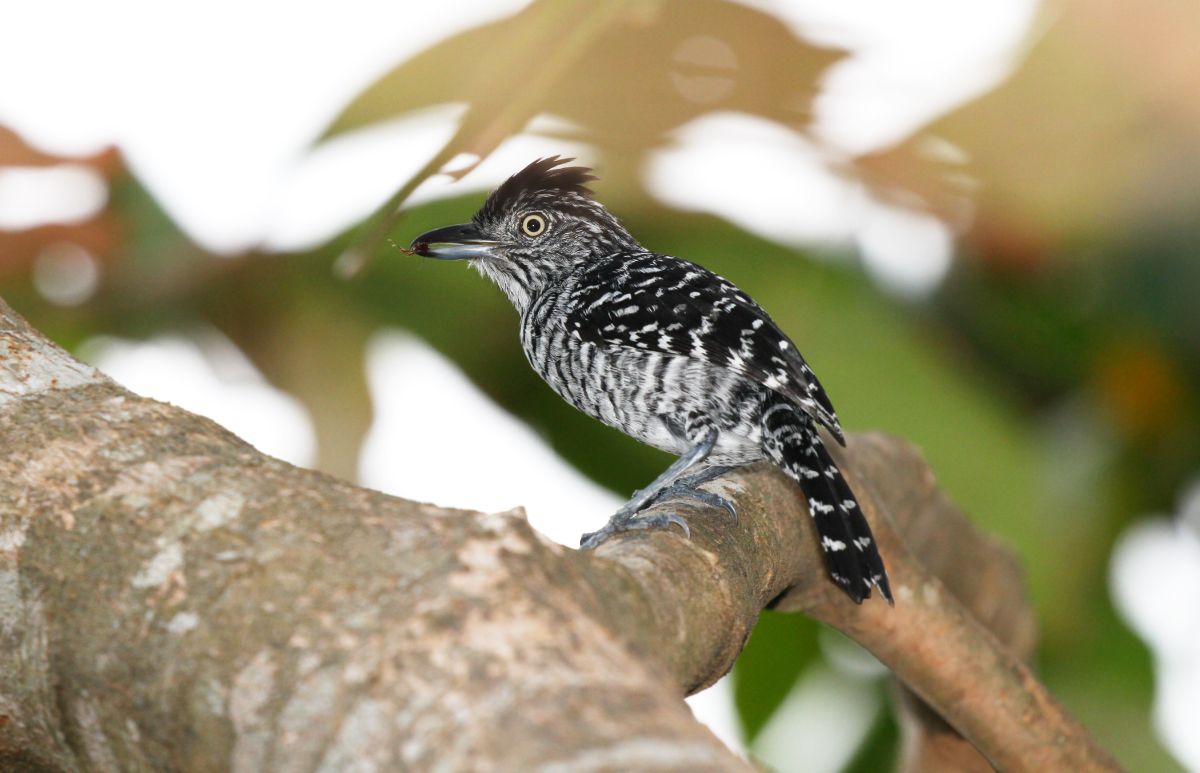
0,298,1121,772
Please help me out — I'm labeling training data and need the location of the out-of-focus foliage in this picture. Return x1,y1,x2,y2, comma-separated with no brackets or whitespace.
0,127,122,281
327,0,841,274
1,1,1196,770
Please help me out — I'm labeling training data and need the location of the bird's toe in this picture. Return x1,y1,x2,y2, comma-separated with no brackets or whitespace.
578,508,693,549
646,482,737,521
624,511,692,539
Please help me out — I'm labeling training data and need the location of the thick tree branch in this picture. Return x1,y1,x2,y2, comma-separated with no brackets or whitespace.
0,298,1120,771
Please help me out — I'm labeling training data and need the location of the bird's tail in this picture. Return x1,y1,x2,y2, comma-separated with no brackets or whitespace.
760,399,892,604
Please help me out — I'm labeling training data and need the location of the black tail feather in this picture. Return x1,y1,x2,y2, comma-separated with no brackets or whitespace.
761,401,892,604
824,448,893,603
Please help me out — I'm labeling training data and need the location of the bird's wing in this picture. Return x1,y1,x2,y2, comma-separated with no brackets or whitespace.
565,253,844,442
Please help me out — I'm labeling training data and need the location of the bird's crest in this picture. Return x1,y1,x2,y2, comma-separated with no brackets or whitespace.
478,156,597,221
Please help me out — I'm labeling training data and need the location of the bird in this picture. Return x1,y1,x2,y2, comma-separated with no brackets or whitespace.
410,156,891,604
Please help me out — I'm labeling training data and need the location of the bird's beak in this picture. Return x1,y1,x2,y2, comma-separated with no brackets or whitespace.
409,223,498,260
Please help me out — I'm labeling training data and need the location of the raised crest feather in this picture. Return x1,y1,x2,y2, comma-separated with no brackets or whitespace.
477,156,597,221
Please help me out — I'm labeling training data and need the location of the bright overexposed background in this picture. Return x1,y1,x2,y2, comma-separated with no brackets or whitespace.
2,1,1197,770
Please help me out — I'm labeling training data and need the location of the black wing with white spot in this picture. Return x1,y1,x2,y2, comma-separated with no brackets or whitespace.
566,253,844,441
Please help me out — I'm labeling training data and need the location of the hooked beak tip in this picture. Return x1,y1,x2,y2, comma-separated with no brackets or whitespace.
408,223,496,261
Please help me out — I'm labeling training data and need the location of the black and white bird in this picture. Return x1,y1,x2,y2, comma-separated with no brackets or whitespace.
411,157,891,604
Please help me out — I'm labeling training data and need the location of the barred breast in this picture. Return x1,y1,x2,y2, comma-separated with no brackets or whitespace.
520,286,766,465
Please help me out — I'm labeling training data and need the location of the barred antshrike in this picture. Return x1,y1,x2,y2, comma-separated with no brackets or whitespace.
411,157,891,603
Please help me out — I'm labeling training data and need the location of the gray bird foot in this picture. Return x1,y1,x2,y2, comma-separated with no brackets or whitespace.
580,466,739,549
644,466,738,520
579,511,691,549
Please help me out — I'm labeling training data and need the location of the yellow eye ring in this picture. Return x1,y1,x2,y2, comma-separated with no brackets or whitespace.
520,213,547,237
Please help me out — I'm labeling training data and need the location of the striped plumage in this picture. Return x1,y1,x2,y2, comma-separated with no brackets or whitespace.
412,157,891,604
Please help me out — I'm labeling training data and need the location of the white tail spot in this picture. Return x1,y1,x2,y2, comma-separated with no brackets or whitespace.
822,536,847,552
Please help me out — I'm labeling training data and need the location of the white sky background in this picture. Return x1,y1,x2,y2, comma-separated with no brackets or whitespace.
6,1,1196,770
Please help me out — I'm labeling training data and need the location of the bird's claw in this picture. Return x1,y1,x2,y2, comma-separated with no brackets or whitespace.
625,511,692,538
579,511,691,549
645,483,737,521
580,465,737,549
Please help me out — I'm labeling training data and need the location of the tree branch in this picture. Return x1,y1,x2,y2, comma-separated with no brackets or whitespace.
0,298,1120,771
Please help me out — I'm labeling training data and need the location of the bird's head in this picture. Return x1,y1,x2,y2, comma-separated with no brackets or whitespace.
410,157,639,310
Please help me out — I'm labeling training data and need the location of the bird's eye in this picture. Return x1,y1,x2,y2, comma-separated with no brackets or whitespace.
520,213,547,237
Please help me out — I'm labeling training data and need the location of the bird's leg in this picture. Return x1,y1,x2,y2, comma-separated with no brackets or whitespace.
643,465,738,520
580,428,719,549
